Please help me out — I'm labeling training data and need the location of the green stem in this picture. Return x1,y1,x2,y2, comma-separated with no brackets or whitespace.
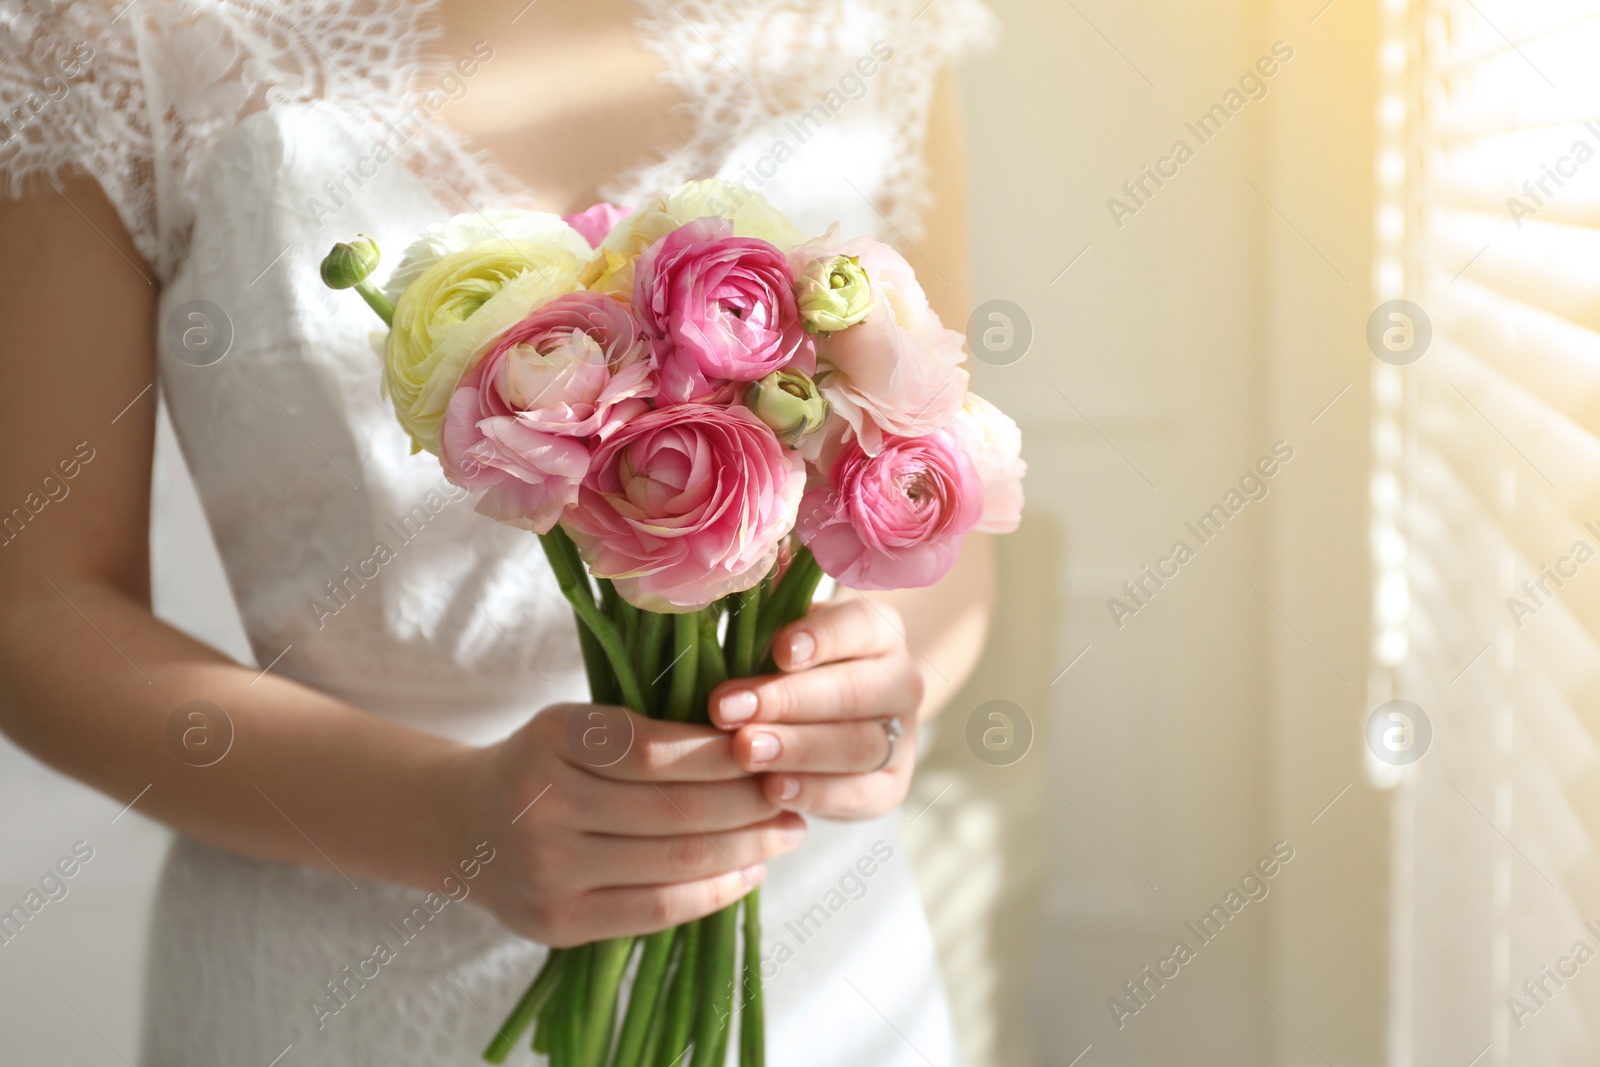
636,611,670,714
580,937,635,1067
606,581,640,653
636,932,683,1067
553,521,592,589
354,279,395,326
729,586,761,679
612,928,677,1067
657,922,701,1066
666,613,701,723
556,944,593,1067
690,904,740,1067
533,975,559,1057
696,614,729,720
483,949,566,1063
597,579,641,703
754,549,825,673
533,992,555,1056
539,530,648,713
576,608,621,707
739,890,764,1067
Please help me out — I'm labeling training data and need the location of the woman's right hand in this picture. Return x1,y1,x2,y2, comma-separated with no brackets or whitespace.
458,703,805,947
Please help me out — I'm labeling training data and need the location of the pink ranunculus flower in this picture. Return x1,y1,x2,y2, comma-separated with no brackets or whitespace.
951,393,1026,533
634,216,813,404
440,292,655,533
564,404,806,612
562,202,633,248
797,428,984,590
791,231,970,455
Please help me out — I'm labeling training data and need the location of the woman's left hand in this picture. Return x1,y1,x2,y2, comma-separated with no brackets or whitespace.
709,598,924,820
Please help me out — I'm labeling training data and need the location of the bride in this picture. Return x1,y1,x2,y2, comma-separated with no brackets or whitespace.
0,1,999,1063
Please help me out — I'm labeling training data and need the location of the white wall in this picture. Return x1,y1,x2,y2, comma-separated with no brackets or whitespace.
918,0,1386,1064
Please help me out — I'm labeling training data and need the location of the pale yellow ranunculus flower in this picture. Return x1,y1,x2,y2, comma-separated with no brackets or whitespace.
385,239,583,454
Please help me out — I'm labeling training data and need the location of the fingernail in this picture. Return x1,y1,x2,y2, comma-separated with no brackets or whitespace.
718,689,758,726
782,821,807,843
775,774,801,801
785,630,816,668
741,863,768,883
747,730,781,765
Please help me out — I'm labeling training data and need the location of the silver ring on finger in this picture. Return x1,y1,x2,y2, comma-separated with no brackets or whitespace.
872,716,905,772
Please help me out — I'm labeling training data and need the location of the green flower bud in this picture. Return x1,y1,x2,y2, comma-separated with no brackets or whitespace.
745,370,830,447
796,254,874,335
320,234,381,290
318,234,394,326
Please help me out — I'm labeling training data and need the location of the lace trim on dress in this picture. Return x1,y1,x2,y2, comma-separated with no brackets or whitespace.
610,0,999,242
0,0,995,281
0,0,523,281
1,1,156,259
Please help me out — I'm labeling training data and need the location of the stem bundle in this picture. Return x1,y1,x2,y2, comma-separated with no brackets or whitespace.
484,532,824,1066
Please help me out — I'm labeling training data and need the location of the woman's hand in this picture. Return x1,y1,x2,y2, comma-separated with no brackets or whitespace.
709,599,925,820
461,704,806,947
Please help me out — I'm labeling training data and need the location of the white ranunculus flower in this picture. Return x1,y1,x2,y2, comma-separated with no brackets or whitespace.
952,393,1026,534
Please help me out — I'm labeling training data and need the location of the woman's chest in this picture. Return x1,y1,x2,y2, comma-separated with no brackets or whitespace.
430,0,691,212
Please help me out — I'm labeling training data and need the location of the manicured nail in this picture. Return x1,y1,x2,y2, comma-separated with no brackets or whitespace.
718,689,759,725
747,730,781,765
774,775,801,801
785,630,816,668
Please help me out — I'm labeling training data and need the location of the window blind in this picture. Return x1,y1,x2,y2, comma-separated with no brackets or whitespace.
1385,2,1600,1064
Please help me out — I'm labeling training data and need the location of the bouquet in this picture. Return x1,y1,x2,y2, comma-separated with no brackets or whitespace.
318,179,1024,1067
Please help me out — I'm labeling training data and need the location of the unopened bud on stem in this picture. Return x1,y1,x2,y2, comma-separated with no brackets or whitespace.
319,235,394,326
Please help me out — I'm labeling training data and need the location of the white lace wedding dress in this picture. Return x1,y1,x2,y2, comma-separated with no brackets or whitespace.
0,2,997,1063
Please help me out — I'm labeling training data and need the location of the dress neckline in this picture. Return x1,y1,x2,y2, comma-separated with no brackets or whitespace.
0,0,992,279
